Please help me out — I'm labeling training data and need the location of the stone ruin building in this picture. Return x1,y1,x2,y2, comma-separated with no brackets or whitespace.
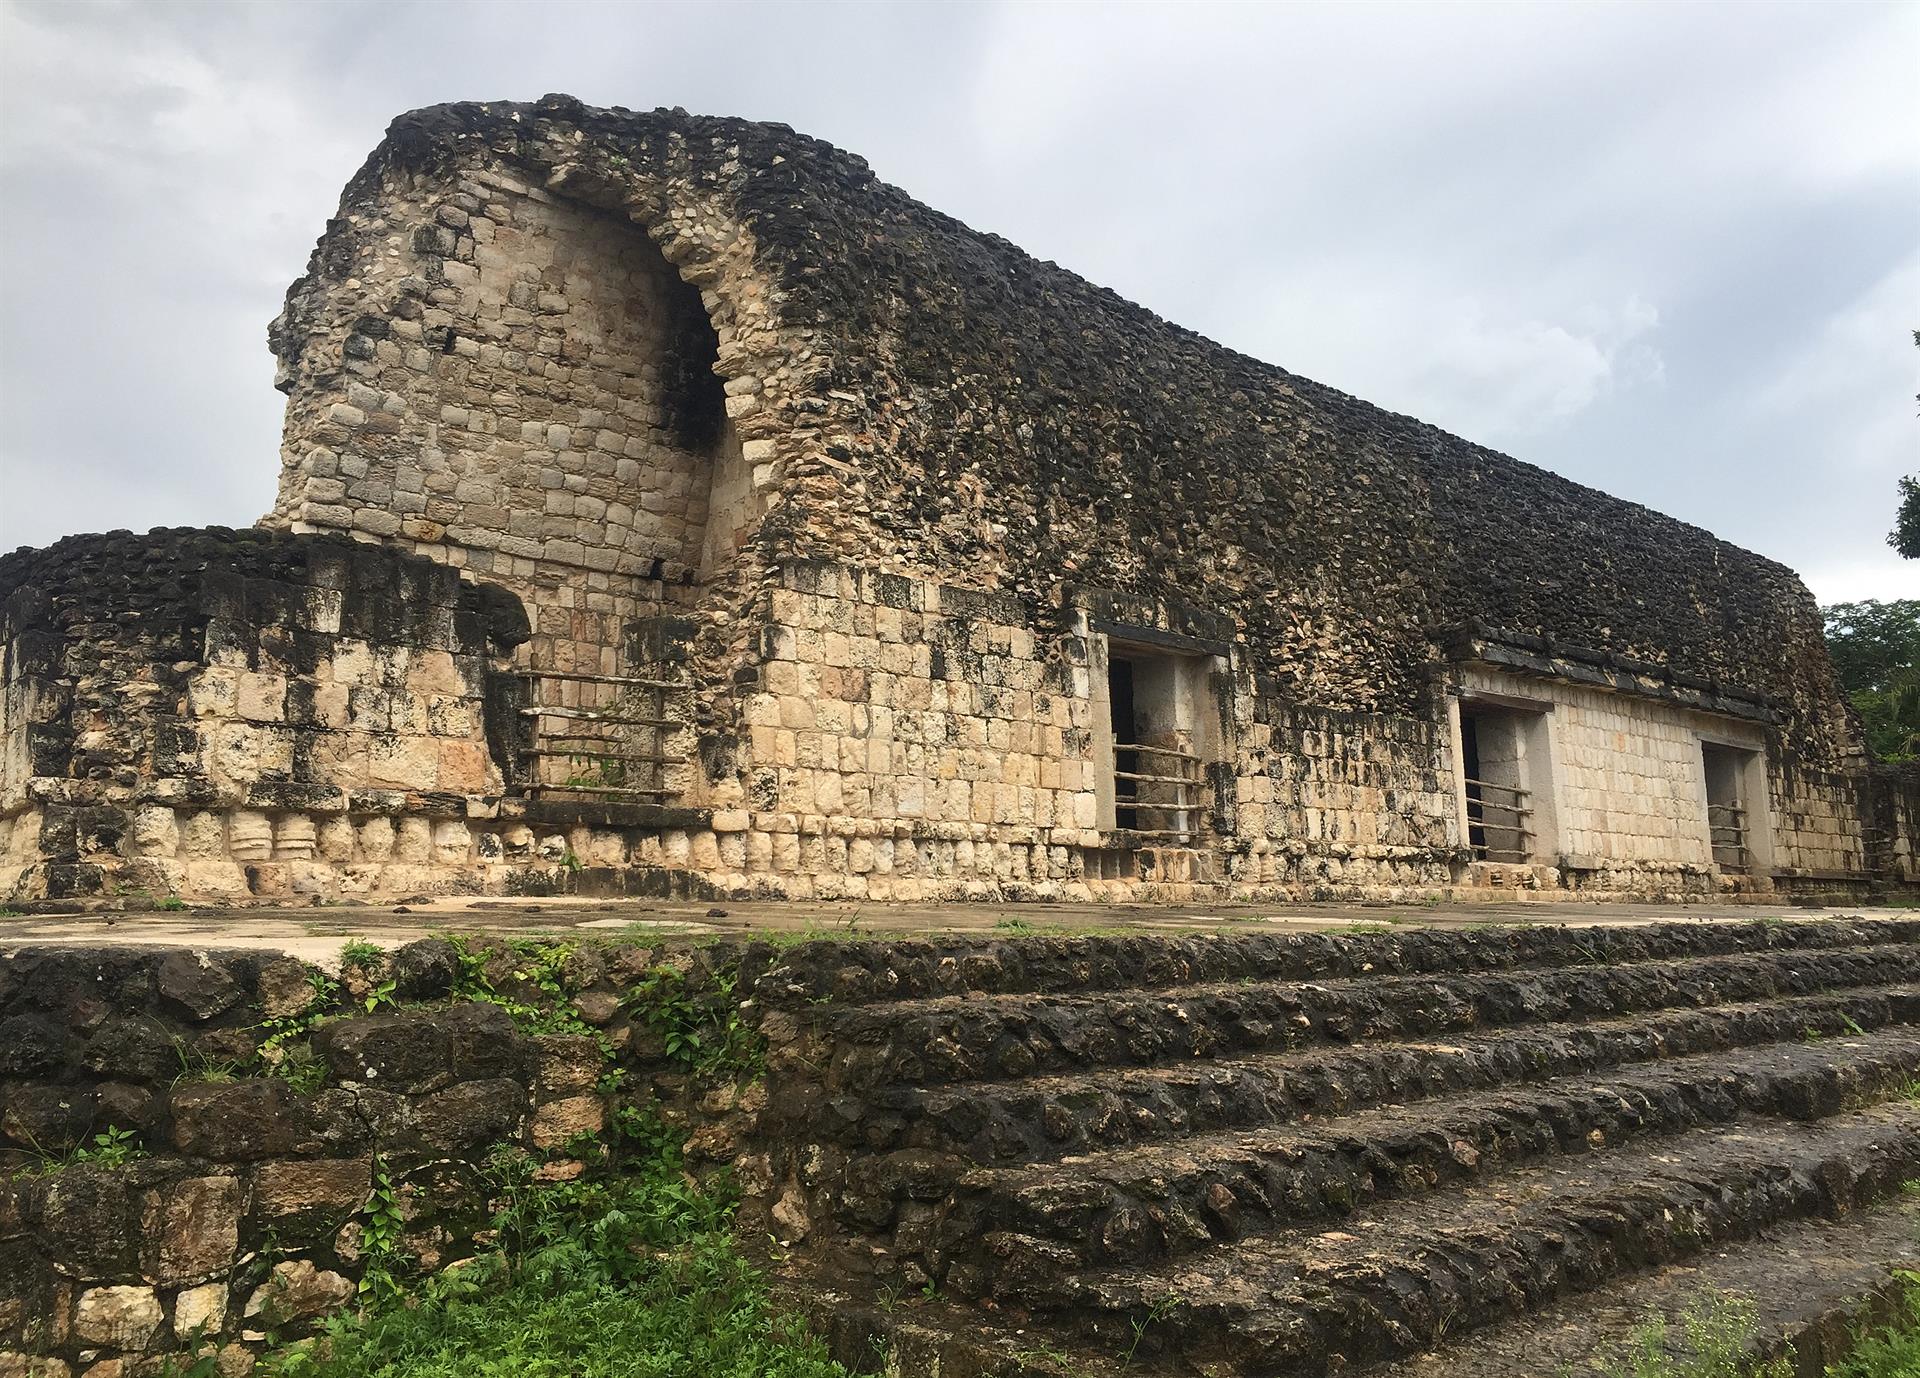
3,94,1915,908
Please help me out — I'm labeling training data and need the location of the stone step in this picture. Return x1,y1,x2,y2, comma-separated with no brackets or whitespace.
1030,1104,1920,1377
924,1030,1920,1285
1370,1189,1920,1378
837,984,1920,1162
803,942,1920,1092
749,917,1920,1008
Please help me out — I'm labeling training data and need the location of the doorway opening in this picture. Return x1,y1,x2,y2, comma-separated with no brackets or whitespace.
1458,703,1551,862
1701,741,1759,872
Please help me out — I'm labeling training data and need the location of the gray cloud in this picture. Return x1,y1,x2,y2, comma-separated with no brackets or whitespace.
2,0,1915,601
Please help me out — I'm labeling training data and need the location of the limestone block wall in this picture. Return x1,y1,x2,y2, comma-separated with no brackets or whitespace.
0,938,767,1375
725,560,1092,899
267,162,752,679
1770,765,1870,880
1230,699,1459,895
0,530,533,904
694,559,1462,901
1454,664,1881,893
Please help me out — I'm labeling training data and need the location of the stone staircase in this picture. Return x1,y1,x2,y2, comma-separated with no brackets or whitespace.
743,918,1920,1376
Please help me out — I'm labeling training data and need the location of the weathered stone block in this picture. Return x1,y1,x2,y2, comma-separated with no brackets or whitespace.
139,1176,242,1285
171,1282,227,1341
530,1094,603,1150
313,1013,452,1092
414,1078,527,1151
253,1159,368,1223
72,1286,163,1350
242,1260,352,1327
169,1081,308,1160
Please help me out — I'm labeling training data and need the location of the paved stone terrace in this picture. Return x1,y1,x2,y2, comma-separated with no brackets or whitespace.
0,894,1898,968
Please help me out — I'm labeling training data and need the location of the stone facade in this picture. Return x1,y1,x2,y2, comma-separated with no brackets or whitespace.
12,922,1920,1375
0,529,748,904
268,162,754,679
0,938,767,1375
1,95,1910,905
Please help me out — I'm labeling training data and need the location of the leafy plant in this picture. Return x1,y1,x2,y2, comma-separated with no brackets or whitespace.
340,941,387,972
72,1125,144,1169
629,963,764,1083
1599,1289,1791,1378
356,1161,407,1307
1829,1270,1920,1377
256,1119,847,1378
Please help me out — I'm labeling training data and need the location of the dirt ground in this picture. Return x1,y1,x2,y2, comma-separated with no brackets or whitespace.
0,891,1891,967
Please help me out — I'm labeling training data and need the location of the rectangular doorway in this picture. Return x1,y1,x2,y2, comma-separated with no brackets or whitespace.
1701,741,1759,872
1098,644,1217,842
1457,702,1552,863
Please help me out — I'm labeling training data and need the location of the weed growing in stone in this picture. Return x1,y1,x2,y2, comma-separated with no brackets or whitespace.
255,971,340,1092
253,1120,848,1378
339,940,386,971
1829,1271,1920,1378
1011,1341,1076,1370
1600,1289,1792,1378
441,934,599,1040
77,1124,143,1168
1596,1273,1920,1378
356,1161,407,1306
7,1123,148,1178
1121,1294,1183,1369
629,963,765,1083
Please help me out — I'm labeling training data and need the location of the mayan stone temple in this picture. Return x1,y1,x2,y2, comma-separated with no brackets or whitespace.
2,94,1914,908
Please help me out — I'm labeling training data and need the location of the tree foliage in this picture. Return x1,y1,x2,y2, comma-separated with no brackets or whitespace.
1894,330,1920,559
1892,476,1920,561
1823,599,1920,761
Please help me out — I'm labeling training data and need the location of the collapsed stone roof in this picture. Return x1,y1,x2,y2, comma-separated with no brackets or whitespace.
281,95,1849,761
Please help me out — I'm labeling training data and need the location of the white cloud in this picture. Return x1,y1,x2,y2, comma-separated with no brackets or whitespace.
0,0,1914,607
1755,251,1919,467
1395,294,1666,441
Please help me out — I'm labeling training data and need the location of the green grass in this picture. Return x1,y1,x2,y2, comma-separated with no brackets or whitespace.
339,940,387,971
1600,1290,1793,1377
1591,1277,1920,1378
1828,1272,1920,1378
250,1121,848,1378
6,1124,146,1179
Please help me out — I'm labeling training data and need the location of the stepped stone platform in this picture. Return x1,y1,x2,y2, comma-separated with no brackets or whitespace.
739,915,1920,1376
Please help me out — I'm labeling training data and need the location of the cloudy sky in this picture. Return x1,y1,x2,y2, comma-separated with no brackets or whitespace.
1,0,1915,602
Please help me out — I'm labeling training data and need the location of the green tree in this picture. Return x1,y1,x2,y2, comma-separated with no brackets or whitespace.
1823,599,1920,761
1893,476,1920,560
1894,330,1920,558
